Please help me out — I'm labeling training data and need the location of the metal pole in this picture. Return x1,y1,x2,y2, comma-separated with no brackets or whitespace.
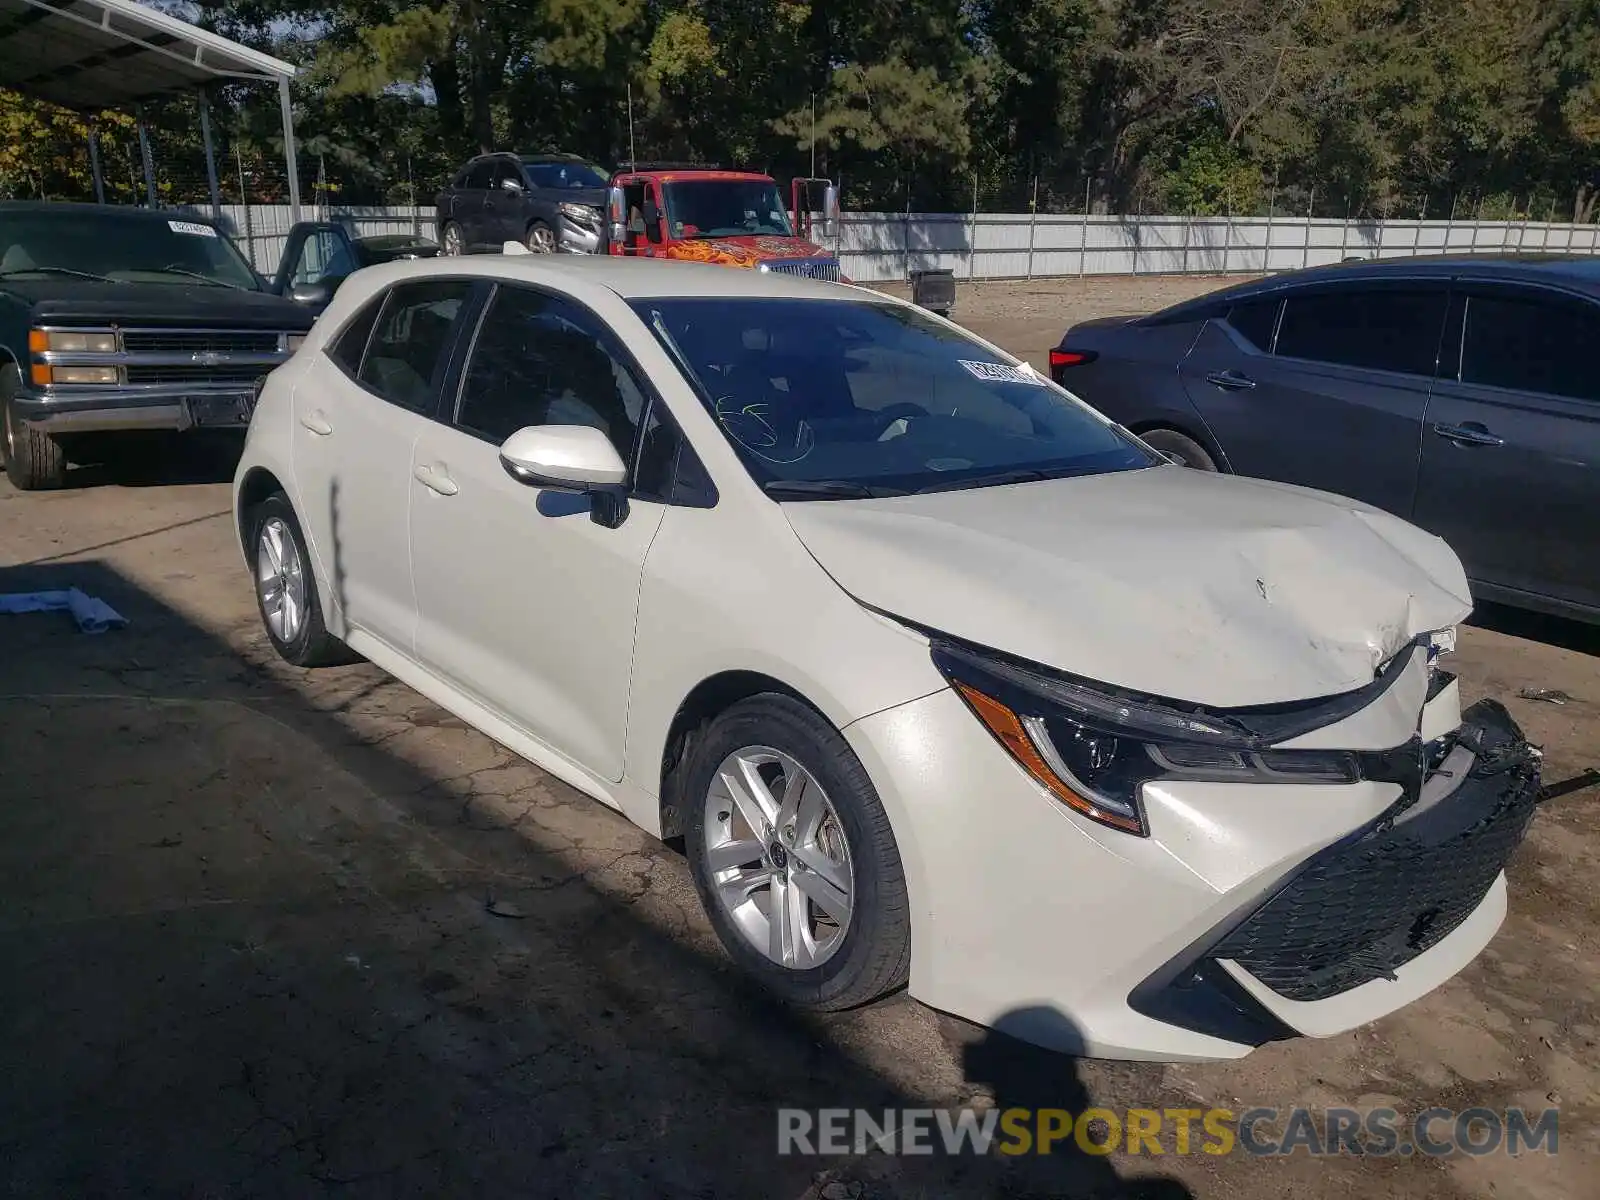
1302,186,1315,268
1079,177,1090,277
1025,175,1038,280
278,75,301,223
1339,193,1351,260
136,108,157,208
198,89,222,220
87,122,105,204
237,144,256,270
1265,175,1277,273
969,173,978,280
1446,193,1458,253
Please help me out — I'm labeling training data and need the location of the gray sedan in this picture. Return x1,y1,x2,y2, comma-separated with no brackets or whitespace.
1052,255,1600,624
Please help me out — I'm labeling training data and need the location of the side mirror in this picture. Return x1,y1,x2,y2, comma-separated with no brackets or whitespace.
500,175,524,193
288,281,333,307
823,185,840,237
499,425,627,492
607,185,627,244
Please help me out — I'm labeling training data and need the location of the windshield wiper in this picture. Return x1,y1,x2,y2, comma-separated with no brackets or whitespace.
0,266,112,281
914,468,1048,495
763,479,904,500
140,266,246,289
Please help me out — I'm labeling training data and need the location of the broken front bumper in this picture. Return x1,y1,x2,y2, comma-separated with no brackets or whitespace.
1134,699,1542,1044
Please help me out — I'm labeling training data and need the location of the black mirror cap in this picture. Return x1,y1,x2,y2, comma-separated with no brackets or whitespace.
289,281,333,307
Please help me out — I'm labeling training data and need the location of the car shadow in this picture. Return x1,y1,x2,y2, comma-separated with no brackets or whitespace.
1467,600,1600,658
0,558,1193,1198
62,430,244,489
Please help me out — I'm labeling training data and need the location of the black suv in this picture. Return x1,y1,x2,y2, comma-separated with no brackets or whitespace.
434,153,609,256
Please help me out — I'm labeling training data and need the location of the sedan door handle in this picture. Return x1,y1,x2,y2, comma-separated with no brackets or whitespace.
413,463,459,496
1205,370,1257,391
298,411,333,437
1432,422,1505,448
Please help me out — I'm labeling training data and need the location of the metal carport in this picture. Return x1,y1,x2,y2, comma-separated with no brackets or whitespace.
0,0,301,219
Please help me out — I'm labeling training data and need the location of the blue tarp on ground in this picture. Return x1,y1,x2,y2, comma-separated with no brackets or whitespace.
0,589,127,633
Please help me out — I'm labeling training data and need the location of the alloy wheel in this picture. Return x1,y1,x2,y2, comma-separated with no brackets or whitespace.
442,224,463,256
527,224,557,254
703,746,855,969
256,515,307,644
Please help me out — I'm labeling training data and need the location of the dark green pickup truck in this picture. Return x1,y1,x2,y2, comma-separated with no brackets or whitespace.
0,201,436,490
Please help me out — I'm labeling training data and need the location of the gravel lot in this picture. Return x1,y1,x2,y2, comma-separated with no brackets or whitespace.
1,274,1595,1199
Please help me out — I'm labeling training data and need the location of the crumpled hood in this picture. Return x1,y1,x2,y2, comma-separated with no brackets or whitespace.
781,467,1473,707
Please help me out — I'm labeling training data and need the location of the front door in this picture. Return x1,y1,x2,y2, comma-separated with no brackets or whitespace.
1179,281,1448,517
408,281,666,780
292,277,476,652
1414,284,1600,614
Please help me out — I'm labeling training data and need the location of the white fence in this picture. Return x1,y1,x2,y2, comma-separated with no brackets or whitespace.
215,203,1600,282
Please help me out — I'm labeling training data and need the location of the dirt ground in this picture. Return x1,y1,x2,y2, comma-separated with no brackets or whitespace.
1,274,1596,1199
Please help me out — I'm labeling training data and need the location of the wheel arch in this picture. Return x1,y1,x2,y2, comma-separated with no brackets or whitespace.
236,465,287,553
656,669,821,842
1126,419,1231,471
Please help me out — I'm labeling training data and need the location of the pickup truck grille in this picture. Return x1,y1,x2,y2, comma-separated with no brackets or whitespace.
126,364,271,385
760,258,841,283
121,329,283,355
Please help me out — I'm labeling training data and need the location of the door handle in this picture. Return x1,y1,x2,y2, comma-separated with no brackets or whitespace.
298,411,332,436
1432,422,1504,448
413,463,459,496
1205,370,1257,391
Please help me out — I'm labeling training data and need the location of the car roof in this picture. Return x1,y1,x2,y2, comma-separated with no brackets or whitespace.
0,200,216,224
357,253,881,303
1155,252,1600,319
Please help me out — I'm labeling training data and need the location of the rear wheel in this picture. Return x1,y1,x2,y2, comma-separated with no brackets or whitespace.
1140,427,1218,471
526,221,557,254
249,493,357,668
1,364,68,490
684,694,911,1011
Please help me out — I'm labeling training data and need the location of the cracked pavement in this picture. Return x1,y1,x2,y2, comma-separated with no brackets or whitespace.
1,278,1598,1199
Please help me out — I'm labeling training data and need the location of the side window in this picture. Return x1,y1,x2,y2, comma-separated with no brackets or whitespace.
455,285,647,458
465,160,494,190
623,183,647,249
357,279,473,413
493,159,522,191
1275,287,1448,375
1225,298,1280,352
1461,292,1600,401
328,294,383,375
291,230,358,287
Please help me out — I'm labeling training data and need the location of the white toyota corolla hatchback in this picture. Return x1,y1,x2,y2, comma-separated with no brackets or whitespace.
233,255,1543,1061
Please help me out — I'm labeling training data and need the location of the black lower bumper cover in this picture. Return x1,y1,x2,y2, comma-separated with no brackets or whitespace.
1132,699,1542,1046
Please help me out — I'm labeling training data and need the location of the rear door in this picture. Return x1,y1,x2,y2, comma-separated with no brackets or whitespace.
1412,283,1600,614
482,158,525,245
1178,280,1448,516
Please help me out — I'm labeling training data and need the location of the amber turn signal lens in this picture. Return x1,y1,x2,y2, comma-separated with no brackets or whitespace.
30,363,51,386
27,329,48,354
953,681,1144,834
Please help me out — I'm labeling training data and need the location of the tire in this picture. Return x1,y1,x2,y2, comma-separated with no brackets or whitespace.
526,221,557,254
1140,427,1219,471
247,492,358,668
1,364,68,490
683,694,911,1011
440,222,465,256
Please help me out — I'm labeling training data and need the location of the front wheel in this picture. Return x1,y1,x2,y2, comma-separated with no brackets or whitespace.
526,221,557,254
440,222,465,256
248,493,358,667
683,694,911,1011
1,364,68,490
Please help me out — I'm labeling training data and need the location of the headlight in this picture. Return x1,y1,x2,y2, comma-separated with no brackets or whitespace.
38,330,119,353
285,334,306,353
559,202,598,224
47,365,120,385
933,641,1357,836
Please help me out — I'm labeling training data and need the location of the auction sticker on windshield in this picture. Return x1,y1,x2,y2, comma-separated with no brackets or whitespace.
167,220,218,237
959,360,1045,386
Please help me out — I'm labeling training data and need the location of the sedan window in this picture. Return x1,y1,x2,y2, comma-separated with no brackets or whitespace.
636,297,1155,495
1276,287,1448,376
357,279,473,413
456,285,647,457
1461,292,1600,402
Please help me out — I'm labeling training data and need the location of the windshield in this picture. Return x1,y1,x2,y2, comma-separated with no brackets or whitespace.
522,160,609,189
635,298,1157,496
662,180,794,239
0,210,261,289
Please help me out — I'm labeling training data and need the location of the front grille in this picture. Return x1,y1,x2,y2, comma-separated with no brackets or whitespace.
762,258,841,282
1214,699,1541,1002
122,329,282,355
126,364,273,385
